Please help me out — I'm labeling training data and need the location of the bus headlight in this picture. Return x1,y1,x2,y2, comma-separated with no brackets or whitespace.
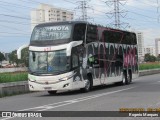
28,78,36,82
59,72,76,81
59,77,69,81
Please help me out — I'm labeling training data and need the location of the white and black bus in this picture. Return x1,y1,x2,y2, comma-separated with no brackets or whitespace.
18,21,138,94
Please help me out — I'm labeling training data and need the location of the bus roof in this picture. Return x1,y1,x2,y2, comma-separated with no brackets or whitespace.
35,21,88,27
35,21,136,35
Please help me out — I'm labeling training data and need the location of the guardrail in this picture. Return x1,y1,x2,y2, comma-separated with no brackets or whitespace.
0,69,160,97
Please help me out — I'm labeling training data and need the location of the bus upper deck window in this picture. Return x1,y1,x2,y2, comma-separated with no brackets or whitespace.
73,24,86,41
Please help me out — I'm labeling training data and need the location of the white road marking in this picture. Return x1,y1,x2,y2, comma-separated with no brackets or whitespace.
0,86,136,120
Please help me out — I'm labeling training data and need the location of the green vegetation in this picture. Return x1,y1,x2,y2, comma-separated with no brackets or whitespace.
0,52,5,68
0,72,28,83
8,48,29,67
144,53,156,62
139,62,160,70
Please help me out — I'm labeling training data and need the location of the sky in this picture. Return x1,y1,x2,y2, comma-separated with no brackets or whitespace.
0,0,160,53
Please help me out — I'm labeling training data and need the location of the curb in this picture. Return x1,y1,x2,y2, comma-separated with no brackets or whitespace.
139,69,160,76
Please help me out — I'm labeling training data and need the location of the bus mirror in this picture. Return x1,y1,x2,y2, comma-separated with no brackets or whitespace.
17,44,29,59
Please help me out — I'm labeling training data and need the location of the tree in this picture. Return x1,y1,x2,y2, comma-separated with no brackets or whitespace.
150,55,156,62
144,54,150,62
8,50,20,66
8,48,29,67
0,52,5,67
21,48,29,67
144,53,156,62
157,55,160,62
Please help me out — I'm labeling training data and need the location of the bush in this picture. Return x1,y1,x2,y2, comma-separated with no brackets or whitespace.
139,62,160,70
0,72,28,83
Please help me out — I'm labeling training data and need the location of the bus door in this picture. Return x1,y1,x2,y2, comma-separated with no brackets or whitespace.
71,46,84,89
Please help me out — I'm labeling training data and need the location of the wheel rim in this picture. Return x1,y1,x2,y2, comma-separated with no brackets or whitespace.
85,79,90,90
127,74,131,83
122,75,125,84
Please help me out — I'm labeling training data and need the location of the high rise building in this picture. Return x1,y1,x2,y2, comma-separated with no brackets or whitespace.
136,32,144,62
144,46,156,56
155,38,160,57
31,4,74,30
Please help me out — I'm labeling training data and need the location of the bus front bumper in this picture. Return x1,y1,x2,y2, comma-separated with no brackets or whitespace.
28,79,73,91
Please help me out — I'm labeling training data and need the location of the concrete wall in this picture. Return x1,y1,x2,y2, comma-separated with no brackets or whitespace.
0,67,27,73
139,69,160,76
0,81,29,97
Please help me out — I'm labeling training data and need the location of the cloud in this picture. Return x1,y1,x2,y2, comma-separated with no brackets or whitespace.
126,0,158,8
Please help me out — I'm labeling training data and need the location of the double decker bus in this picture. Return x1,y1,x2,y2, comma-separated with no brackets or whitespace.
17,21,138,94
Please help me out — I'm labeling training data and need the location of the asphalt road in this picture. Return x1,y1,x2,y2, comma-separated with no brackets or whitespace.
0,74,160,120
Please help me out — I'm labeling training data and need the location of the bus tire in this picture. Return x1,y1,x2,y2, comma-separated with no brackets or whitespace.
81,74,93,92
48,90,57,95
128,70,132,83
124,71,130,85
118,71,129,85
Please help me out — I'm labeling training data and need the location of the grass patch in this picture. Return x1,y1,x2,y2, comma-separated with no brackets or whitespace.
0,72,28,83
139,62,160,70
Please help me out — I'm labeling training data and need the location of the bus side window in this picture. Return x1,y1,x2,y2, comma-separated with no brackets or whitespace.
73,24,86,41
86,25,97,43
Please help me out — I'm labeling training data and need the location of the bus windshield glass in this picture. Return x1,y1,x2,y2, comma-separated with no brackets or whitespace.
29,50,70,74
31,25,72,41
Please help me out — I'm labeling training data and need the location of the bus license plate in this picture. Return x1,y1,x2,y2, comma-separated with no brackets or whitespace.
44,87,52,90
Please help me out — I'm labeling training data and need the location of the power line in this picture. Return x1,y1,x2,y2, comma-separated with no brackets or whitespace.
0,0,34,9
128,11,157,20
0,14,30,20
0,31,30,35
0,24,31,33
0,20,30,25
134,0,158,7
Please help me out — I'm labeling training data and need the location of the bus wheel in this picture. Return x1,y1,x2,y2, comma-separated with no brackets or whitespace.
124,71,130,85
128,70,132,83
119,71,129,85
48,90,57,95
81,75,93,92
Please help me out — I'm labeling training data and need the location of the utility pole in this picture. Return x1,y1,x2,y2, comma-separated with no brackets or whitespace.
75,0,93,21
105,0,128,29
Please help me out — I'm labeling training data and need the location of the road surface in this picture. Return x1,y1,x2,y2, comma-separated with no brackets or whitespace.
0,74,160,120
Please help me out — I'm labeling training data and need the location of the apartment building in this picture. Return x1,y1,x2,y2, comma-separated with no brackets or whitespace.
144,46,156,56
31,4,74,30
136,32,144,62
155,38,160,57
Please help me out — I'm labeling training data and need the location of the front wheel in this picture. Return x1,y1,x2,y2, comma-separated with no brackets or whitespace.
81,75,93,92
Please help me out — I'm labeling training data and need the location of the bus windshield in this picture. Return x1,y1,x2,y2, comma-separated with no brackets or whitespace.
29,49,70,74
31,25,72,41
